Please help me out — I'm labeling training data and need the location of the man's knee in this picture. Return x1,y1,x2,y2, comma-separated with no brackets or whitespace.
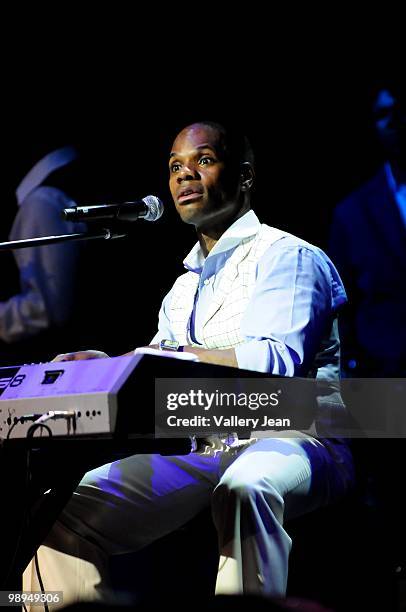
212,476,284,519
211,477,286,556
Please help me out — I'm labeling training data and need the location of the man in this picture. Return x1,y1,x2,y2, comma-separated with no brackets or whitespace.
0,146,86,366
328,84,406,577
31,122,354,604
329,84,406,377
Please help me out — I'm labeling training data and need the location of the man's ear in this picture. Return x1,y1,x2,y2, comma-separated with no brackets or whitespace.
240,162,254,191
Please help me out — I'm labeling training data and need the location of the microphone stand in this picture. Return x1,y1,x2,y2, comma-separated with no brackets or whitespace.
0,226,128,252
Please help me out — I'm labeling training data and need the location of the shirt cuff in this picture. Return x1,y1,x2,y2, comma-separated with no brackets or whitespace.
235,340,271,373
235,339,294,375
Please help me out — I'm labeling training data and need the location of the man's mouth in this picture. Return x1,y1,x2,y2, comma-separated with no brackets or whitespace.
178,188,204,203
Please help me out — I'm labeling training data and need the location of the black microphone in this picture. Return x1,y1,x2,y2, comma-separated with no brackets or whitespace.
62,195,164,223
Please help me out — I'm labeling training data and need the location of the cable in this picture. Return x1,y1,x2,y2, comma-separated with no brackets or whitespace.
34,551,49,612
6,420,19,439
6,414,43,439
27,415,73,612
26,423,53,439
27,422,52,612
3,419,52,607
6,412,75,440
5,411,74,608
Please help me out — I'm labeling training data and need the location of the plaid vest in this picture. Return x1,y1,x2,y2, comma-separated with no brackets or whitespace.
166,223,347,441
167,224,288,350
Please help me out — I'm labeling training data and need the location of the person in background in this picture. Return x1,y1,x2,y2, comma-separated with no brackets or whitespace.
329,82,406,378
0,146,86,366
329,81,406,586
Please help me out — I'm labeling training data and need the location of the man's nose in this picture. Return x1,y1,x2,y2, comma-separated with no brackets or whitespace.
177,164,199,182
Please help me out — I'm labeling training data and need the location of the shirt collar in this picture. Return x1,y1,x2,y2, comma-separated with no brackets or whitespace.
384,161,406,194
183,209,261,273
16,146,77,205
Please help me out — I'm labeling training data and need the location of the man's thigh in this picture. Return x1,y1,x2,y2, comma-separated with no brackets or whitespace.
216,435,347,521
59,451,224,554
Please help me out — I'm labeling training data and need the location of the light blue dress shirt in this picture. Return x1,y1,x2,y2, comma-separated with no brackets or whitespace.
152,211,347,375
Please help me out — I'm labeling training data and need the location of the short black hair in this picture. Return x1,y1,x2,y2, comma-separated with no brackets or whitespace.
196,120,255,169
174,120,255,172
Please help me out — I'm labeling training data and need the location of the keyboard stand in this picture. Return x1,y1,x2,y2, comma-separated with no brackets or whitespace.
0,437,191,590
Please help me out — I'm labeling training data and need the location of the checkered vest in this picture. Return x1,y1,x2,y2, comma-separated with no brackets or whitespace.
167,224,288,350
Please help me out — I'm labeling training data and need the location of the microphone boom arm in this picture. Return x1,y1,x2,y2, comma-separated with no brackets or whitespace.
0,227,128,252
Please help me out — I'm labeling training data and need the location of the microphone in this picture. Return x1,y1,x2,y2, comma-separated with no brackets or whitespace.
62,195,164,223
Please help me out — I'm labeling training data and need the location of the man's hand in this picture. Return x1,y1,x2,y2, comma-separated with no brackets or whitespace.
183,347,237,367
120,345,159,357
52,350,110,362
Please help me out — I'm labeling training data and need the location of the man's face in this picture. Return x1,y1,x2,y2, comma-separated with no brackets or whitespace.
373,89,406,160
169,124,242,230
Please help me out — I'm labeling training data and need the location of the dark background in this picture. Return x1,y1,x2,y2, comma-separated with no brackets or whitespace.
1,40,402,357
1,26,405,610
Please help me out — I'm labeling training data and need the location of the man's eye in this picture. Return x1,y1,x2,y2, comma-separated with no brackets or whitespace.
199,157,214,166
170,163,181,173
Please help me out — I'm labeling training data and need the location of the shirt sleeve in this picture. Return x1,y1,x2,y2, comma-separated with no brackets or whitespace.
328,204,359,373
149,286,176,345
0,187,85,343
235,244,340,375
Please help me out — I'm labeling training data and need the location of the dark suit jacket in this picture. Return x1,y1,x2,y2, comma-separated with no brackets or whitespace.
329,166,406,376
